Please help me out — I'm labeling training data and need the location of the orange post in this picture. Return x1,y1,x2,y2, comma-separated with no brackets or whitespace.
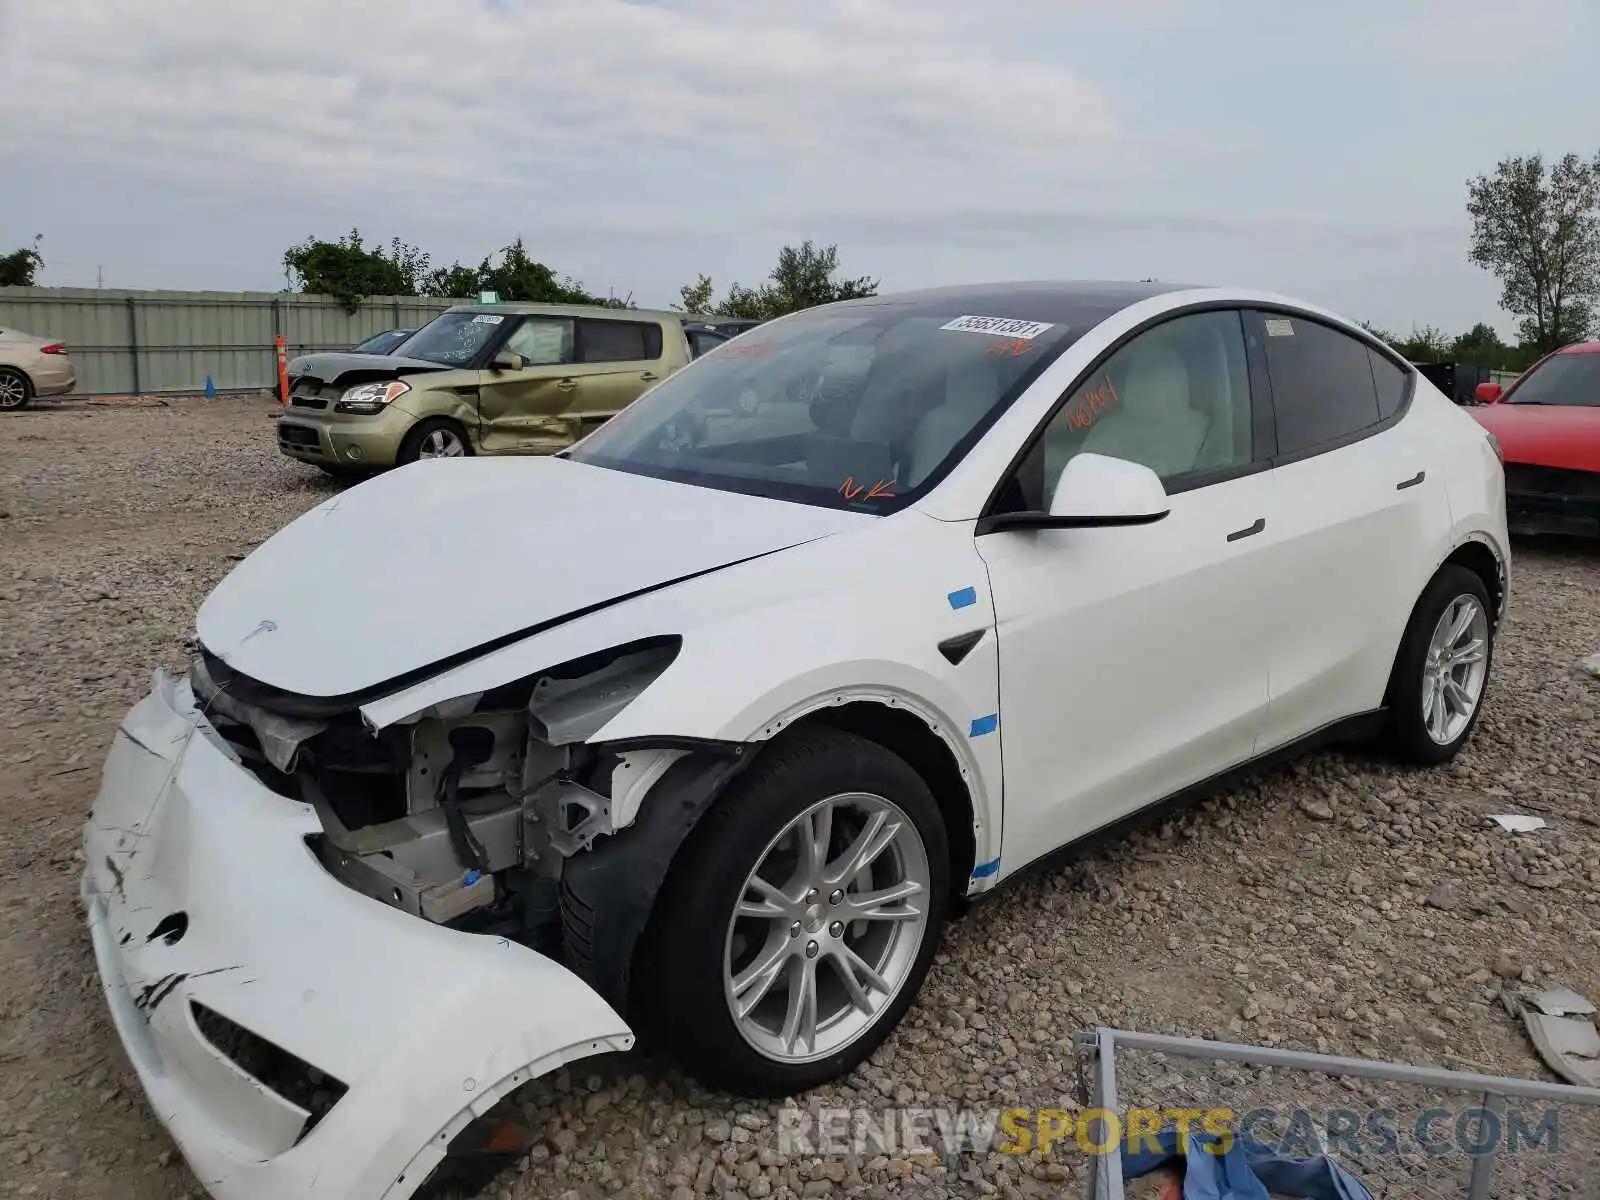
276,335,289,405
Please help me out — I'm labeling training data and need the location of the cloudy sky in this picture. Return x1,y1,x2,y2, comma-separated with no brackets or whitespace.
5,0,1597,337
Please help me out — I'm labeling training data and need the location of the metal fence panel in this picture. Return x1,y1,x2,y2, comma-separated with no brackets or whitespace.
0,287,465,396
1075,1029,1600,1200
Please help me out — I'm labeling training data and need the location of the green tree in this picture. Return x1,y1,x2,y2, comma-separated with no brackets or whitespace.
685,241,879,320
675,273,715,314
1391,324,1454,362
1466,152,1600,354
1450,322,1511,368
422,263,485,299
435,238,627,307
283,229,431,313
0,235,44,287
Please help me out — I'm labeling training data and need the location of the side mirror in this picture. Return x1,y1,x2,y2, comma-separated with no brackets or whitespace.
1474,382,1503,404
979,454,1171,534
491,350,525,372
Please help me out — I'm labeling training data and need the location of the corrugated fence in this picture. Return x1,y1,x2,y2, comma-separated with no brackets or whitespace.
0,287,470,396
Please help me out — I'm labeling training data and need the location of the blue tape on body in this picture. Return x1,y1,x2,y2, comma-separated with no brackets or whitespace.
970,858,1000,879
947,586,978,610
968,713,998,737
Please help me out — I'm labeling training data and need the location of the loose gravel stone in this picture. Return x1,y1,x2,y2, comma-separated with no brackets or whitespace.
3,399,1599,1199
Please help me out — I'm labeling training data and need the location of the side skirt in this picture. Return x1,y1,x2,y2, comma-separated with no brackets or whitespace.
967,709,1386,907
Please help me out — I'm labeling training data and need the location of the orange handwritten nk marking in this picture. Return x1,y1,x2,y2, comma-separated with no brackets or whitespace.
838,476,897,501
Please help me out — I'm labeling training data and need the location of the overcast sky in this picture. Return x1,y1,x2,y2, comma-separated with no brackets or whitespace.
5,0,1597,338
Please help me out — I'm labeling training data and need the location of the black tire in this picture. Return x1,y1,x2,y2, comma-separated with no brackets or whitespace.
397,417,473,465
0,367,33,412
1380,564,1495,765
631,728,950,1098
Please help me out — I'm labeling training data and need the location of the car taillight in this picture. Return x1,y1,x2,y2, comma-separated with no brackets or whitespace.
41,343,66,355
1486,431,1503,463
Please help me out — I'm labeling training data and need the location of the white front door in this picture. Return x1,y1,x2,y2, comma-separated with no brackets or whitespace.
977,309,1278,873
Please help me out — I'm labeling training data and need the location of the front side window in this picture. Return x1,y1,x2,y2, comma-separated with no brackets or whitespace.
1256,313,1382,456
391,311,508,367
1010,310,1255,510
1504,351,1600,407
502,317,572,366
567,307,1080,511
579,319,663,364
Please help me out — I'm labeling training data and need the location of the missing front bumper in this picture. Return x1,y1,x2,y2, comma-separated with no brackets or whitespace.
82,670,635,1200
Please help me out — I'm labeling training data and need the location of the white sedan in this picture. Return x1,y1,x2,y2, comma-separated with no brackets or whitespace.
82,281,1508,1199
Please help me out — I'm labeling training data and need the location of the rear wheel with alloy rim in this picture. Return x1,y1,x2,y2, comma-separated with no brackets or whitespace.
0,368,32,411
635,728,949,1097
1381,564,1495,764
398,417,472,465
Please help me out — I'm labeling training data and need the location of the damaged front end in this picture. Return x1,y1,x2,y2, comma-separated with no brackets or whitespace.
82,635,734,1200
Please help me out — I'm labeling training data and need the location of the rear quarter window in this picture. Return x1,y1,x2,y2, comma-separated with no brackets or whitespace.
579,319,664,364
1369,350,1410,421
1256,314,1383,457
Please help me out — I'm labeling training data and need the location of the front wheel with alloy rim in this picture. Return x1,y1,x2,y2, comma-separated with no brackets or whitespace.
634,728,950,1097
1381,564,1495,765
0,368,32,411
397,417,472,465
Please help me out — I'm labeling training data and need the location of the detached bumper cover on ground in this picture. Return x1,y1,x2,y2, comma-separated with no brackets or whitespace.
81,669,634,1200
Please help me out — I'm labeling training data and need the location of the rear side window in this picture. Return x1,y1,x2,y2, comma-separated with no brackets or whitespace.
579,319,664,364
1369,350,1410,421
1256,314,1382,457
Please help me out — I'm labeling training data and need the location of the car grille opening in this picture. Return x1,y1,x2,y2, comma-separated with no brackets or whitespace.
1503,463,1600,499
290,396,329,410
190,1001,348,1141
277,423,321,448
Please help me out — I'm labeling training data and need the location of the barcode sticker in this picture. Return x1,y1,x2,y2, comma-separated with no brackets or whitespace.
471,314,504,325
940,315,1056,339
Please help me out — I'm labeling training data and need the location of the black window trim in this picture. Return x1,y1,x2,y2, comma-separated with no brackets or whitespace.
1244,306,1418,470
574,316,666,366
977,302,1273,526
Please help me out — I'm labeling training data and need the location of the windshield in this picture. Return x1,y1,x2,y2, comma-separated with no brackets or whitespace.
568,307,1078,511
354,330,412,354
1505,351,1600,407
390,311,507,366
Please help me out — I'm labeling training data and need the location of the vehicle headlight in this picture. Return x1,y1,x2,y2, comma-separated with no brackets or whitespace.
335,379,411,414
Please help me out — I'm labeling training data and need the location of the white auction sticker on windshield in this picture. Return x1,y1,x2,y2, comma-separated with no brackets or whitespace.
471,314,504,325
940,315,1055,339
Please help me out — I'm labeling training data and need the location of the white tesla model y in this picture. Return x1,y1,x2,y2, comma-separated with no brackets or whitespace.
83,282,1508,1200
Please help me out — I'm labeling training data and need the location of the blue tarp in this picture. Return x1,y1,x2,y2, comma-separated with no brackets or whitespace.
1122,1127,1375,1199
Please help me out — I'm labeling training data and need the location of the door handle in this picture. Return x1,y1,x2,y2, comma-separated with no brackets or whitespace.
555,378,578,392
1396,470,1426,490
639,371,659,382
1226,517,1266,542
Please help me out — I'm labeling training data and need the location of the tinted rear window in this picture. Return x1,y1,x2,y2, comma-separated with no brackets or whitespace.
580,320,663,363
1369,350,1410,421
1258,314,1382,456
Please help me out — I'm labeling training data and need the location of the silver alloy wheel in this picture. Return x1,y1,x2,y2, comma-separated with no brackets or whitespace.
1421,594,1490,745
418,427,466,458
723,792,931,1064
0,373,26,409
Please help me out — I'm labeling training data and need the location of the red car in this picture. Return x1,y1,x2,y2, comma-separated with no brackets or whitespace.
1471,341,1600,537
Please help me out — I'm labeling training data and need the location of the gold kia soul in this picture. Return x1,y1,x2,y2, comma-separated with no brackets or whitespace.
276,302,699,475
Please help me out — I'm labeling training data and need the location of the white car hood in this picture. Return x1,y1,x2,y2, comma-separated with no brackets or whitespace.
197,457,867,698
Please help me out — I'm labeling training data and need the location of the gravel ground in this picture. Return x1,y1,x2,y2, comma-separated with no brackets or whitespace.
2,396,1599,1200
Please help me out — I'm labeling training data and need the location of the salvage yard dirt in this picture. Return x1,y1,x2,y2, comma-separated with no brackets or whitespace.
2,396,1599,1199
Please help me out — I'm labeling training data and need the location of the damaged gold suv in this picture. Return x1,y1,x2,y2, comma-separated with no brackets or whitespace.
276,302,696,476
